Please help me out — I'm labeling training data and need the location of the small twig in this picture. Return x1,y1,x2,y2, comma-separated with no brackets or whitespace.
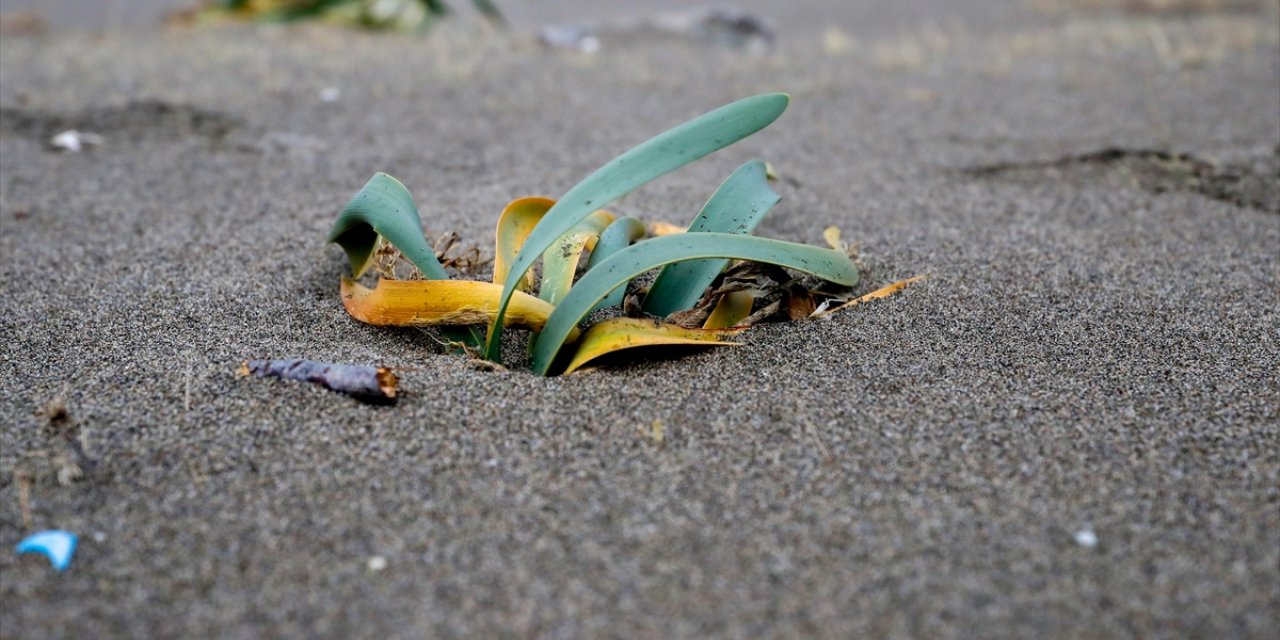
17,471,33,531
239,359,398,403
469,359,508,373
811,274,929,318
643,419,666,448
422,330,506,371
806,423,834,465
433,231,460,260
739,298,782,326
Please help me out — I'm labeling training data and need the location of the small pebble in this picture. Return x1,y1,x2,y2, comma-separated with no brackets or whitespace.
319,87,341,103
367,555,388,572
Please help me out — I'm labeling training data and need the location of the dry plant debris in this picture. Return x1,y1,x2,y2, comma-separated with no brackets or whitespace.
239,359,399,403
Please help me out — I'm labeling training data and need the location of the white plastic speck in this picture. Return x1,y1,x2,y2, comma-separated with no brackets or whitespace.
1073,529,1098,548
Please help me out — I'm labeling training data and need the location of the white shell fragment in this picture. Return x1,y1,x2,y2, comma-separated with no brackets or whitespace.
50,130,104,152
539,25,600,53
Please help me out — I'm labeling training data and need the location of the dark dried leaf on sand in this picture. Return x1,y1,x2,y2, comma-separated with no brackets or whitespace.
239,359,399,403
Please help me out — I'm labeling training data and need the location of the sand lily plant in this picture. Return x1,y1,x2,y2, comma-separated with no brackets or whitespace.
193,0,503,30
329,93,865,376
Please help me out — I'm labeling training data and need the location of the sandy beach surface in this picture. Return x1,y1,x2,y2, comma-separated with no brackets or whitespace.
1,0,1277,637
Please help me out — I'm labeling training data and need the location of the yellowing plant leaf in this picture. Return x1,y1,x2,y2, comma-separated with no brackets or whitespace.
647,221,686,237
561,317,743,375
493,197,554,291
340,276,577,340
822,226,845,252
539,210,615,306
703,289,755,329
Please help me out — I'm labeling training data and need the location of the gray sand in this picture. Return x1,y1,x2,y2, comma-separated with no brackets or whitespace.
1,1,1278,637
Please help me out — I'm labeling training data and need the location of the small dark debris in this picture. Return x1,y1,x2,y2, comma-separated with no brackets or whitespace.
539,7,776,54
16,398,98,488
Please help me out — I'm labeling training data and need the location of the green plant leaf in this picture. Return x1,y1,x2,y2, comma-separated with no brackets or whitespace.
585,217,648,312
642,160,779,317
530,233,858,375
539,210,614,306
484,92,791,361
327,172,449,280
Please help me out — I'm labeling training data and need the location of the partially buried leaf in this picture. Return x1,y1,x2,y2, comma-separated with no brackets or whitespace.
562,317,743,375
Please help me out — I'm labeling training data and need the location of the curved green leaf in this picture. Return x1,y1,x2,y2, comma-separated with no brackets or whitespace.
327,172,448,280
484,93,792,361
585,217,648,312
531,233,858,375
643,160,780,317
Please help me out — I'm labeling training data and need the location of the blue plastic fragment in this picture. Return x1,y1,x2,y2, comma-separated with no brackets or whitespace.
16,530,77,572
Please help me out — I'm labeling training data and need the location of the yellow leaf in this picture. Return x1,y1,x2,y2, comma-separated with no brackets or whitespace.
764,161,779,181
822,226,845,252
811,274,928,318
646,220,685,237
340,276,577,341
703,289,756,329
493,196,554,290
562,317,742,375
